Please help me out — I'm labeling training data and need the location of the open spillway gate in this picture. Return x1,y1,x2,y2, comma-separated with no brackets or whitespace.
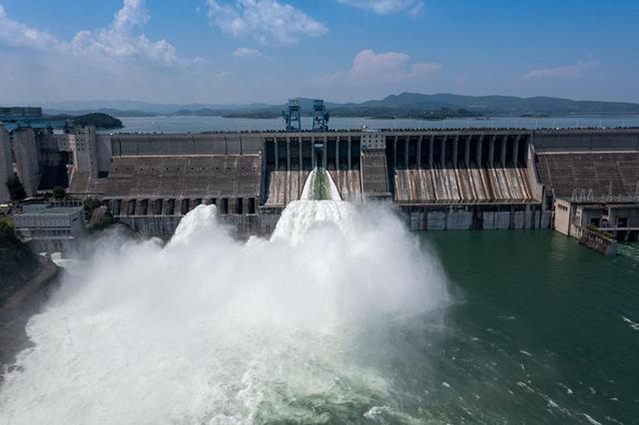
384,133,549,230
264,136,363,206
386,133,537,204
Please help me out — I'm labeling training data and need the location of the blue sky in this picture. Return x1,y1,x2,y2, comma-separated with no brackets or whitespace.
1,0,638,104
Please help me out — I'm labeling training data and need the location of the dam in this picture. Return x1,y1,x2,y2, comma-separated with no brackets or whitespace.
56,127,639,236
4,126,639,424
3,119,637,237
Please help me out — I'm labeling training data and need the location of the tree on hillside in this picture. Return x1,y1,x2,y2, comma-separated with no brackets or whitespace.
74,113,123,129
0,220,37,300
83,197,101,214
6,176,27,201
52,186,66,200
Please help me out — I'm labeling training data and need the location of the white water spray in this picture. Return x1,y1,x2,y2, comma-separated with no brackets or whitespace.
300,168,342,202
0,171,449,424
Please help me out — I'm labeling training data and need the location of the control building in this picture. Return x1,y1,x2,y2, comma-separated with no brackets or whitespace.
13,203,85,254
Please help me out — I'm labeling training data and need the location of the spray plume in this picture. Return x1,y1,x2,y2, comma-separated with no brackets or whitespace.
0,170,449,424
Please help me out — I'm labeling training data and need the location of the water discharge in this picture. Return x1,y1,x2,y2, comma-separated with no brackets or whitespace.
0,169,449,424
300,167,342,202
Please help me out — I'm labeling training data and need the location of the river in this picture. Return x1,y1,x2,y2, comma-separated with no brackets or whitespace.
421,231,639,424
2,208,638,423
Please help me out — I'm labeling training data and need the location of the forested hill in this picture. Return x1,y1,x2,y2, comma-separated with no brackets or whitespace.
73,113,123,129
43,93,639,119
351,93,639,115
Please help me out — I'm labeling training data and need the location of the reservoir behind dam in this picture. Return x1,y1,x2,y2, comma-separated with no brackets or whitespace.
420,230,639,423
110,114,639,134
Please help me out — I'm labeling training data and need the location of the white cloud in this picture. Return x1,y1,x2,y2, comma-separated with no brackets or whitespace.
233,47,264,58
207,0,327,44
0,1,216,103
71,0,193,66
524,60,598,79
113,0,149,30
334,49,441,85
0,1,194,66
408,1,424,17
0,4,61,50
337,0,423,15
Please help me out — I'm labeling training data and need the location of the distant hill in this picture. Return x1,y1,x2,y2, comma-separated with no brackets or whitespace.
355,93,639,115
46,108,157,117
39,93,639,119
42,100,272,115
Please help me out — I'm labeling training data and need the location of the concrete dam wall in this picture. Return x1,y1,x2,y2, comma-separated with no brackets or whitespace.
533,129,639,152
537,151,639,198
385,132,535,203
262,134,364,205
64,128,639,236
533,129,639,199
103,155,261,235
382,131,549,230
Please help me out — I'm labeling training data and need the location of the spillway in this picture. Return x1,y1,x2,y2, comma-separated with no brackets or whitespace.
0,166,449,424
300,167,342,201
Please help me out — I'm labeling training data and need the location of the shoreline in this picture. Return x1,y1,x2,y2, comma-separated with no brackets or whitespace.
0,258,61,377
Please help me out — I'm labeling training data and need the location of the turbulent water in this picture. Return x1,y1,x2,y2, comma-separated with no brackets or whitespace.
0,171,449,424
3,170,638,424
299,168,342,202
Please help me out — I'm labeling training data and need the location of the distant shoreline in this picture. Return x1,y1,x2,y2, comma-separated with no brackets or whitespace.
113,112,639,120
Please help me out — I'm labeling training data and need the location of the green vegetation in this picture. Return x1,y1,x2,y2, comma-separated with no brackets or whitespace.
0,215,12,227
587,224,615,240
52,186,66,200
83,197,101,215
0,220,37,304
83,197,117,233
74,113,123,129
331,106,476,120
88,214,116,233
6,176,27,201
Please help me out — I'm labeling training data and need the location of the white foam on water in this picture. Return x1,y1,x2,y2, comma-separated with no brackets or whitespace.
622,316,639,331
0,198,449,424
583,413,603,425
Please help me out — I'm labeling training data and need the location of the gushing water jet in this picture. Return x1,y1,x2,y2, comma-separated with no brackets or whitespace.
0,165,449,425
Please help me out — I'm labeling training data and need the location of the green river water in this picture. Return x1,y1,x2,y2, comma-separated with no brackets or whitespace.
2,225,638,424
413,231,639,424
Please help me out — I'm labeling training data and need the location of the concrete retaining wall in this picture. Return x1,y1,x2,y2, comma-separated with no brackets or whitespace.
401,205,551,230
119,214,260,238
579,229,617,256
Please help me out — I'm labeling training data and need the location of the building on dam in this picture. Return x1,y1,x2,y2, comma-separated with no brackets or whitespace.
2,119,639,240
